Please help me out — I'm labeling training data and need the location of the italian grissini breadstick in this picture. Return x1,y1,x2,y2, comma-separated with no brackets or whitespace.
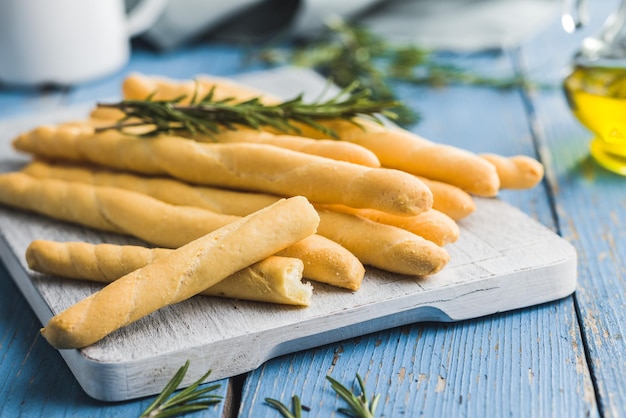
122,73,500,197
480,154,544,190
0,172,364,289
123,73,268,104
316,209,449,276
22,160,282,217
40,196,320,349
323,205,459,246
26,240,312,306
12,125,433,216
81,112,381,168
193,128,381,167
416,176,476,220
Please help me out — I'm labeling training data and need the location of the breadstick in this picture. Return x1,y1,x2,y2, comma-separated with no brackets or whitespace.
40,196,320,349
323,205,459,246
26,240,312,306
22,160,282,217
0,172,240,247
315,209,449,276
24,161,459,245
194,128,381,167
480,154,544,190
81,111,381,167
123,73,270,104
0,172,363,289
122,73,500,197
13,125,433,216
416,176,476,220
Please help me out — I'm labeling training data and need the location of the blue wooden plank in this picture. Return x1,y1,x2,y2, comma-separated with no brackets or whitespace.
528,89,626,418
240,300,594,418
519,0,626,414
0,263,230,417
238,53,597,416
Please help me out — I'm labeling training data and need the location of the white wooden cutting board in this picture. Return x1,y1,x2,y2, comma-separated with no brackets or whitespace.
0,68,577,402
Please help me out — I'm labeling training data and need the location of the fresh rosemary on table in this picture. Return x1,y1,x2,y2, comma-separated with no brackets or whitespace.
326,374,380,418
265,374,380,418
256,18,545,127
96,83,398,139
139,361,222,418
265,395,310,418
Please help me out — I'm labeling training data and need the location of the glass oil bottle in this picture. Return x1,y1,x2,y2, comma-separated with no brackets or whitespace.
562,0,626,175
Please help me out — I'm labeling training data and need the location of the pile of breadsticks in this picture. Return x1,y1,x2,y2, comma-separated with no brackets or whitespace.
0,73,544,349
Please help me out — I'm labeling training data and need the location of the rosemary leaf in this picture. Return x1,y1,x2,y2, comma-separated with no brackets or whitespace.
139,361,222,418
96,84,398,139
265,395,309,418
327,374,380,418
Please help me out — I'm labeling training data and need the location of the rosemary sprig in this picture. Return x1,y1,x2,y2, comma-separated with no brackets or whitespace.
139,361,222,418
327,374,380,418
265,395,310,418
96,83,398,139
256,18,550,127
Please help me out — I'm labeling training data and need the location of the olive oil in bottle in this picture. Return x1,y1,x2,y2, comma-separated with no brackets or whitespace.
564,66,626,175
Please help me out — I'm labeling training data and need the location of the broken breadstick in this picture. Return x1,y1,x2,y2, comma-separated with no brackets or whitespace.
316,209,449,276
26,240,312,306
13,125,433,216
480,153,544,190
0,172,364,289
40,196,319,349
121,73,500,197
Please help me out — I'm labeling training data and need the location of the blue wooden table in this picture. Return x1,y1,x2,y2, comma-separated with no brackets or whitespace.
1,2,625,417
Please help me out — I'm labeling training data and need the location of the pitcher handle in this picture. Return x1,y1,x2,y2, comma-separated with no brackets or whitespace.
127,0,167,37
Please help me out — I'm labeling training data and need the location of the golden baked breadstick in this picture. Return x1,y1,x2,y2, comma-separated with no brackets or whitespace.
122,73,500,197
324,205,459,246
40,196,320,349
83,111,381,167
123,73,269,104
13,125,433,216
480,154,544,190
26,240,312,306
194,128,381,167
0,172,364,289
416,176,476,220
316,209,449,276
0,172,239,247
22,160,282,217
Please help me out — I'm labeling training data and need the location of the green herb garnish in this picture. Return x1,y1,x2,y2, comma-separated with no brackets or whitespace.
327,374,380,418
265,395,310,418
96,82,398,139
139,361,222,418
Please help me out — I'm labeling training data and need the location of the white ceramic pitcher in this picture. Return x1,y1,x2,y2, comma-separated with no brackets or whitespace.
0,0,166,86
